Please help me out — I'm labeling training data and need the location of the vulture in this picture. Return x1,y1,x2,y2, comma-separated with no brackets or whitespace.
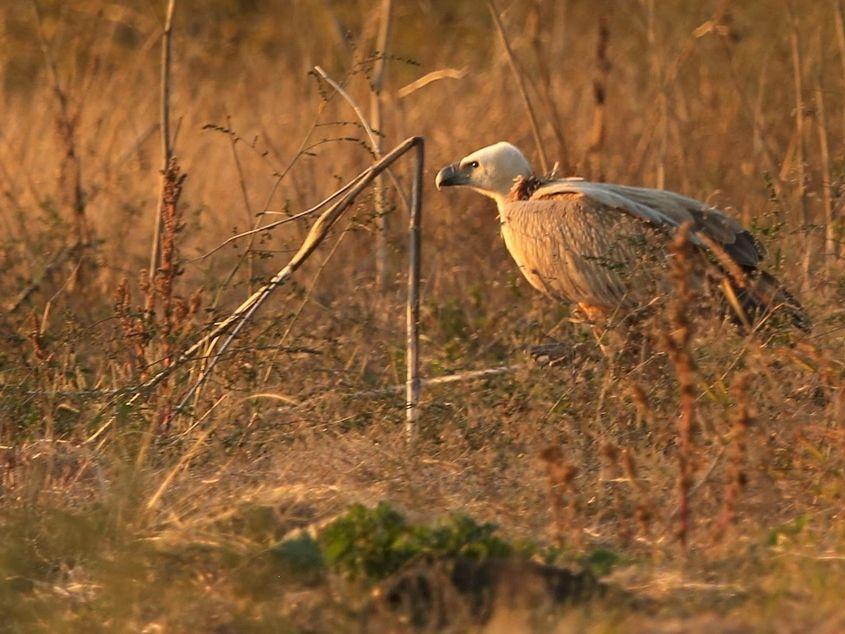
435,142,809,343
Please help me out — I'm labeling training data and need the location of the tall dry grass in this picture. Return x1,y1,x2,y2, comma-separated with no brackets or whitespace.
1,0,845,630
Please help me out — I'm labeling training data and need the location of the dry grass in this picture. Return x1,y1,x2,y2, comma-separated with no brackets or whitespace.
2,1,845,631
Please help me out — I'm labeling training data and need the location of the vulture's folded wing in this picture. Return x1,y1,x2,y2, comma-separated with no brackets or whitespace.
500,194,671,311
532,180,764,269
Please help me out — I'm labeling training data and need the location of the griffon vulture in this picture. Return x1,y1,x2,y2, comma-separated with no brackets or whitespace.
435,142,808,343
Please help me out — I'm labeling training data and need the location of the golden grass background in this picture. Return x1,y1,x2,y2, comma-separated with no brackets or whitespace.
2,0,845,630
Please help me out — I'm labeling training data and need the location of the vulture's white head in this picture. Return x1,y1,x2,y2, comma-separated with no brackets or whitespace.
435,142,533,206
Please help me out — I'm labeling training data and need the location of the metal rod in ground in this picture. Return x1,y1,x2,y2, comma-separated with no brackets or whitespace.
406,140,424,442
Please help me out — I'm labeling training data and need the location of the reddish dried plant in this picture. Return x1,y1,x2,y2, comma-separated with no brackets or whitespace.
599,441,633,543
113,278,150,375
715,373,753,540
540,445,578,547
621,448,653,540
664,223,697,549
628,382,653,430
27,312,48,364
155,158,187,362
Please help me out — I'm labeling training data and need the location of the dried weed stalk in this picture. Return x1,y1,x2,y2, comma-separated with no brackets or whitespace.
786,1,812,289
540,445,578,546
628,383,653,431
585,11,611,179
27,312,48,364
622,450,652,534
31,0,89,248
113,278,150,375
527,1,571,173
371,0,393,292
714,373,752,540
487,0,549,174
148,0,177,288
665,223,697,548
155,158,187,362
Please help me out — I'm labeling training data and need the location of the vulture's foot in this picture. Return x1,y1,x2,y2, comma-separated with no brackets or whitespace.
527,341,588,367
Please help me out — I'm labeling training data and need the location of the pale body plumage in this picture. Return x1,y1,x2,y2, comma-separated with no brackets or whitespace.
435,142,806,330
499,186,669,317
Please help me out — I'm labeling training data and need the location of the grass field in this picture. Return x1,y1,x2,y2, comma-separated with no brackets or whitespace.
2,1,845,631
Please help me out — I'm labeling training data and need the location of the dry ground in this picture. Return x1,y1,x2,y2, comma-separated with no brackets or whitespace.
2,1,845,631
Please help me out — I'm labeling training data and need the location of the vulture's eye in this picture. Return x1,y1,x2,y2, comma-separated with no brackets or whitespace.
469,161,479,169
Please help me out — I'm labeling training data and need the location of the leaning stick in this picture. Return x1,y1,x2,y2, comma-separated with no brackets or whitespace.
175,137,422,409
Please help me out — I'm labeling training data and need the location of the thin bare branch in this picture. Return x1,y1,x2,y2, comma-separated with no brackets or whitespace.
193,174,365,262
487,0,549,174
786,1,812,289
312,65,410,212
372,0,393,291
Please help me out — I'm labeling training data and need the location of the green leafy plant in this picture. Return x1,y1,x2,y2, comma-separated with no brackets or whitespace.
318,502,514,582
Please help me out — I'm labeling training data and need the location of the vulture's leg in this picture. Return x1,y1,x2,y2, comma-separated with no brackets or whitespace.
578,304,622,359
521,305,623,368
526,303,607,366
585,303,652,368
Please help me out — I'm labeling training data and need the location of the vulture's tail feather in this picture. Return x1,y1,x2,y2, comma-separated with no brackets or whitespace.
726,270,811,333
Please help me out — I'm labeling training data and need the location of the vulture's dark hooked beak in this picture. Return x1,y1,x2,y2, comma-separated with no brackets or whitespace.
435,162,470,190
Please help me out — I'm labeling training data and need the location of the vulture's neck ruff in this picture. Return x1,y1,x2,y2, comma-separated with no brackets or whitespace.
506,175,550,202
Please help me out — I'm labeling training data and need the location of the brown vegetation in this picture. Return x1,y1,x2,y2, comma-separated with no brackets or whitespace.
1,1,845,631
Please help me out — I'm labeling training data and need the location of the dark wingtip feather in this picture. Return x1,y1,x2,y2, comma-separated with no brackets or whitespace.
733,270,811,333
724,230,766,269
